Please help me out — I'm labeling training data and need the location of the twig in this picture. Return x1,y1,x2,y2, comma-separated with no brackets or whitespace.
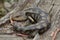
51,28,60,40
10,16,14,24
33,33,40,40
16,33,27,40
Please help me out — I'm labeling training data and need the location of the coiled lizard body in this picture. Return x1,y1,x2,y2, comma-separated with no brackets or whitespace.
10,7,50,38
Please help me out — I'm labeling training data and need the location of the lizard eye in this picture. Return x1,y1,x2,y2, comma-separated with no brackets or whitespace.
25,12,31,16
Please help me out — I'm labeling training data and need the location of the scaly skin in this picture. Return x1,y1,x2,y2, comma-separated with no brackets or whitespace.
10,7,50,38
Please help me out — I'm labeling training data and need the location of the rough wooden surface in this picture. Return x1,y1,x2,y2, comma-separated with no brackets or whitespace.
0,0,60,40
